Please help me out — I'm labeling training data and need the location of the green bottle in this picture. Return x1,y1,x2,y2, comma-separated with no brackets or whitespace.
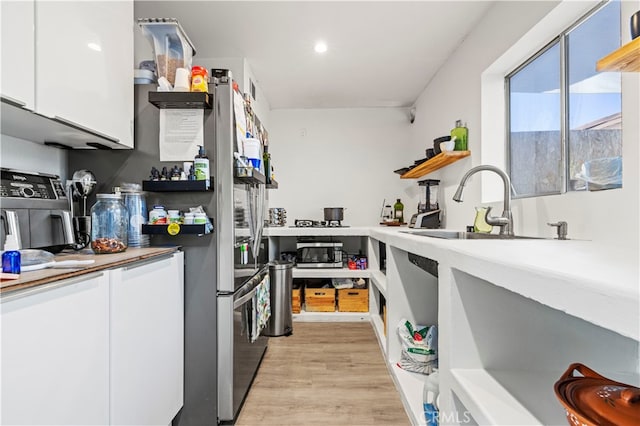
451,120,468,151
393,198,404,223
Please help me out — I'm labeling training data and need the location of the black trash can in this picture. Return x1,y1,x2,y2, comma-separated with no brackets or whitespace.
262,261,293,337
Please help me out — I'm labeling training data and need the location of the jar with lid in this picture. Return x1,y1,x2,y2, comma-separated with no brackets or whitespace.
149,205,168,224
190,66,208,92
90,194,129,254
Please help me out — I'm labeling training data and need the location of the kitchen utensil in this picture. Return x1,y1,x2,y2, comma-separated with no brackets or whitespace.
426,148,435,159
71,169,97,216
21,259,96,272
323,207,345,222
554,363,640,426
433,136,451,155
473,207,493,233
440,140,455,152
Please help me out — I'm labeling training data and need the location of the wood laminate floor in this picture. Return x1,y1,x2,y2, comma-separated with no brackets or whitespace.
236,322,410,426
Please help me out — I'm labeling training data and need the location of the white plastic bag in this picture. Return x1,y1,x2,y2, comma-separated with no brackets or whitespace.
574,156,622,191
397,319,438,374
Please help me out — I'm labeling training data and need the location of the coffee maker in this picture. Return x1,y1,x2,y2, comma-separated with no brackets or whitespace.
409,179,441,229
0,168,75,252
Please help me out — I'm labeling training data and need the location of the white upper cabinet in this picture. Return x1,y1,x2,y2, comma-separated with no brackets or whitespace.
1,0,35,109
35,0,134,148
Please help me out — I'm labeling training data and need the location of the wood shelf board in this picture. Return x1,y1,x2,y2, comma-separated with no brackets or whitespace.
596,37,640,72
400,151,471,179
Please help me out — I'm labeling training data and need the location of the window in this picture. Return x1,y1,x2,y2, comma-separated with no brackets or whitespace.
507,0,621,198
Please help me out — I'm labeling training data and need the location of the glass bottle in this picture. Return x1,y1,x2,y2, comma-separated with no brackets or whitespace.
263,145,271,184
393,198,404,223
90,193,129,254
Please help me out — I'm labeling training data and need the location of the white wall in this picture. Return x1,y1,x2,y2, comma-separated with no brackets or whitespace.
268,108,415,225
409,0,639,248
0,135,67,178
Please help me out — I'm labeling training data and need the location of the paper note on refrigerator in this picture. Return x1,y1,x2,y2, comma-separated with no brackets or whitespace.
158,109,203,161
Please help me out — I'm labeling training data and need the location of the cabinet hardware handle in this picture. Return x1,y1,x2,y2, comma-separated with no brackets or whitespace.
1,272,104,303
121,254,174,271
53,116,119,143
1,95,27,108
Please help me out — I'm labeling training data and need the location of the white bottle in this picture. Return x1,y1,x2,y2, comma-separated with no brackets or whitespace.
194,145,210,189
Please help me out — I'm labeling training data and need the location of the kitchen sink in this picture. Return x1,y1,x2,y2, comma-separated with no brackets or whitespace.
401,230,543,240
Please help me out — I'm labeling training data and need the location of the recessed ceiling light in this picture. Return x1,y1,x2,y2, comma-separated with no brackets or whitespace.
87,43,102,52
314,41,327,54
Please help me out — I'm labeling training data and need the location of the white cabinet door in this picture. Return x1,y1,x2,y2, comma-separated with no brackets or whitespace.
1,0,35,109
109,252,184,425
35,0,134,147
1,272,110,426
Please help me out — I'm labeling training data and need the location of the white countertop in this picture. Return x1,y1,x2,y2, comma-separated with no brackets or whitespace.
264,226,371,237
267,225,639,341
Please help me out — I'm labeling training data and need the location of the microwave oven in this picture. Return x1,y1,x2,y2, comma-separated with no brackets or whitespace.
296,241,343,268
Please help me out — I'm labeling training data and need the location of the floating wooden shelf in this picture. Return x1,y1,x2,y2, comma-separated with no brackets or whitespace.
400,151,470,179
596,37,640,72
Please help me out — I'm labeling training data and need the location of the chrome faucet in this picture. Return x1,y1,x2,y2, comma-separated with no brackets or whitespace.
452,165,514,236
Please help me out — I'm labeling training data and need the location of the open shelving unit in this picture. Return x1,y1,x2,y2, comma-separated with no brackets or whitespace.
291,267,370,279
390,364,428,426
400,151,470,179
596,36,640,72
369,270,388,297
444,268,640,426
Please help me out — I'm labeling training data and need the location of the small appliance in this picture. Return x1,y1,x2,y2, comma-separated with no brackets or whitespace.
296,241,343,268
409,179,441,229
0,168,75,252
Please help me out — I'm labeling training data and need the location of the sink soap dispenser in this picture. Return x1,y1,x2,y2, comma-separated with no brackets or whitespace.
451,120,468,151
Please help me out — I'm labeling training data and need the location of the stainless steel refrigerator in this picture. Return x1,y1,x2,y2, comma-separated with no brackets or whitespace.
68,70,269,425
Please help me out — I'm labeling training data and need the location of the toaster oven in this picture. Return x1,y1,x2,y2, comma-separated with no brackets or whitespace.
296,241,343,268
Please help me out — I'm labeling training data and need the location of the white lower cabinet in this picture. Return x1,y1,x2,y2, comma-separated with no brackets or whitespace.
0,252,184,426
1,272,110,426
109,252,184,425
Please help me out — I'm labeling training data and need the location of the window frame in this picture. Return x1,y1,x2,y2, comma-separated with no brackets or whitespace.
505,0,619,199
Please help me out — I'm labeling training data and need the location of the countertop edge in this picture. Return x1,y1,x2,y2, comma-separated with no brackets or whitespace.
1,246,180,295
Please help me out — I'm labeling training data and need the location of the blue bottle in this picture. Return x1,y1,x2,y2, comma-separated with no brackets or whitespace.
2,234,21,274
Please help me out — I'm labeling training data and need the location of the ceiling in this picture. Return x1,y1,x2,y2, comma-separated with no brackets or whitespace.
134,1,494,110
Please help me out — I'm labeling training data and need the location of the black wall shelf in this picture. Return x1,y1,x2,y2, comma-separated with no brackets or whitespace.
266,179,278,189
234,168,266,185
142,179,214,192
148,92,213,109
141,223,211,235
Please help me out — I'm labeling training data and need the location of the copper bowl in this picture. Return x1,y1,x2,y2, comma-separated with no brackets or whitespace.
554,363,640,426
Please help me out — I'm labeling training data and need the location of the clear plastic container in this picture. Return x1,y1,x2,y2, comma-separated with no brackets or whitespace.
90,194,129,254
120,183,149,248
138,18,196,86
